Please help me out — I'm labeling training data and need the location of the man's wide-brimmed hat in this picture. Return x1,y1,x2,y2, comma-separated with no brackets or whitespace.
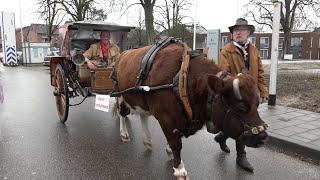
228,18,255,35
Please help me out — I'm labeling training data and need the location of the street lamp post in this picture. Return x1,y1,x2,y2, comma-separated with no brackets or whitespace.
193,0,197,50
268,0,282,106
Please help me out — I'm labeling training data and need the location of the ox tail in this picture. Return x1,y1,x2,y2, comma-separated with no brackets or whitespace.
112,97,120,117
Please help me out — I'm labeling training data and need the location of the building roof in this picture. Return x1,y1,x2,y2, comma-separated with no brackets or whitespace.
185,25,207,34
29,24,59,34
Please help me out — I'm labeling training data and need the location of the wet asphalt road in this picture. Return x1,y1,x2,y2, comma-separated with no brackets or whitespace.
0,64,319,180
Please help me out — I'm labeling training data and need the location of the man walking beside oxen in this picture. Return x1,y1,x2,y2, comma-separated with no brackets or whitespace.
214,18,269,172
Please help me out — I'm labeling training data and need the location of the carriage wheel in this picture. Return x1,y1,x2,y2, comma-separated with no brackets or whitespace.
54,64,69,123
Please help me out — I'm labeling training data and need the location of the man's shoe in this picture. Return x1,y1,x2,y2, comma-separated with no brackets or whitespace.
236,155,254,172
214,132,230,153
236,139,254,172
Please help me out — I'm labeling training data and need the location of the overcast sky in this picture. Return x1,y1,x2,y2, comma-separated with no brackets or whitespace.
0,0,249,32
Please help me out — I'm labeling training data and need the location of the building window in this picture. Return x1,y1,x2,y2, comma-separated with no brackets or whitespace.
43,48,48,56
260,49,268,59
290,37,303,47
221,36,228,47
41,36,49,42
248,37,256,45
260,37,269,48
279,37,284,49
33,48,39,58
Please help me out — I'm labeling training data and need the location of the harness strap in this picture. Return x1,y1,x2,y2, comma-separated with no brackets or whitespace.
178,43,193,120
135,37,181,86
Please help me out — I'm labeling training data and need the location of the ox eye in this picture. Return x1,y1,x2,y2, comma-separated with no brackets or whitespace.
236,102,250,113
220,87,232,98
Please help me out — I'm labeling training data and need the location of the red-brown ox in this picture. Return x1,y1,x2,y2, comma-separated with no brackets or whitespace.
113,43,268,179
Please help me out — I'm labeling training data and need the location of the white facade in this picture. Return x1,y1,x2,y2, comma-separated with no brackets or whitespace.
22,42,50,64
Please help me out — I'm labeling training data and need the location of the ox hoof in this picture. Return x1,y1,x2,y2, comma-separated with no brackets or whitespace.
120,134,130,142
177,176,190,180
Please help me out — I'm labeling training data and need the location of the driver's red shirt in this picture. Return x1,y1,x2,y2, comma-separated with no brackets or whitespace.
101,42,110,62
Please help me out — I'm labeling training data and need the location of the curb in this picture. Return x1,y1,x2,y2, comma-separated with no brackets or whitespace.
267,132,320,161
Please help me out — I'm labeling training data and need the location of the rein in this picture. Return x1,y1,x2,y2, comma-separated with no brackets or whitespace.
110,84,173,97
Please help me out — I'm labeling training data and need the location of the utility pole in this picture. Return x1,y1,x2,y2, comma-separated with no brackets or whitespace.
268,0,282,106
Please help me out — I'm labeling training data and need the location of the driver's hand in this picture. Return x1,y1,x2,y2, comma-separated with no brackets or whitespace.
260,97,268,104
108,62,115,67
86,60,95,69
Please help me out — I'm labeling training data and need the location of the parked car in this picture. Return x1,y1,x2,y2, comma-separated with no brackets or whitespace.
43,51,61,66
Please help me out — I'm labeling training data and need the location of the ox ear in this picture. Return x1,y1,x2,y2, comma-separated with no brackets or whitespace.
207,75,223,94
240,67,250,74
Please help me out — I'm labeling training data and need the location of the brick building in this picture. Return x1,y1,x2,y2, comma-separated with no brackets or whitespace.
15,24,59,52
220,30,320,60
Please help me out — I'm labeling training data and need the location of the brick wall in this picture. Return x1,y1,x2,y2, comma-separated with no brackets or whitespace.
221,31,320,60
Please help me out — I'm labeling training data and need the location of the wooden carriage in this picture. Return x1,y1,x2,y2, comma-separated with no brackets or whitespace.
50,21,135,122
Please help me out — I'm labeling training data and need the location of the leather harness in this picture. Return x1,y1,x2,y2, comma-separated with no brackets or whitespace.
111,37,201,136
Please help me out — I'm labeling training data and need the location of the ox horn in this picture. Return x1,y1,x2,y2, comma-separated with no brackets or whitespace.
233,78,242,100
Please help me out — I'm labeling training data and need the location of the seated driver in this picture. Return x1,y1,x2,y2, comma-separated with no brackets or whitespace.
83,31,120,69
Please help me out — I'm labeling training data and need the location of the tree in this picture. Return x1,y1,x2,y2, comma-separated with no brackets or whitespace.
110,0,156,45
127,7,148,47
36,0,65,42
155,0,192,37
57,0,109,21
244,0,320,55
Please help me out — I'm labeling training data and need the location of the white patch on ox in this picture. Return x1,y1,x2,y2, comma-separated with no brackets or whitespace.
173,161,188,177
166,144,174,160
119,115,130,141
118,96,152,150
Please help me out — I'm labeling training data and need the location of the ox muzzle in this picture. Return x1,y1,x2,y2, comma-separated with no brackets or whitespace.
238,122,269,148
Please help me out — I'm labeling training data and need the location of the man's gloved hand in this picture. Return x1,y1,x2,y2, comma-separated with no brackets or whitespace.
86,60,95,69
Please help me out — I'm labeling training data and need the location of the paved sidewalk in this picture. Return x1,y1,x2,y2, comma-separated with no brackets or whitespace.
258,104,320,160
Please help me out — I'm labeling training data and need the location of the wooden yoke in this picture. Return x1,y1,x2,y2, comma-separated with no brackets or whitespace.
179,43,193,120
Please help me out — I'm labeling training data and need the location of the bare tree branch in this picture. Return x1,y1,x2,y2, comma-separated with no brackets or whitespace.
244,0,320,56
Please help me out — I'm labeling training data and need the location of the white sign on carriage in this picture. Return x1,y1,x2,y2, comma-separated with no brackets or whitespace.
95,94,110,112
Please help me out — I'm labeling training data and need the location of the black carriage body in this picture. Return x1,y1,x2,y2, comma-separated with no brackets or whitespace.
50,21,135,122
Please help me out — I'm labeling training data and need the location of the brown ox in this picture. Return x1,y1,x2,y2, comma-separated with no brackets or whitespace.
113,43,268,179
